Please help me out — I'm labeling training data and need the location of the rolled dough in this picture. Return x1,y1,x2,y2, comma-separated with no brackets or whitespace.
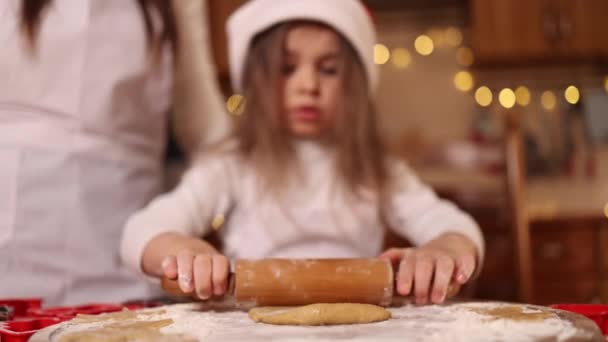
248,303,391,326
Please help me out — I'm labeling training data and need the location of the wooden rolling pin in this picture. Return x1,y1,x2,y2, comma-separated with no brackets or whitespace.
162,259,394,308
162,258,461,307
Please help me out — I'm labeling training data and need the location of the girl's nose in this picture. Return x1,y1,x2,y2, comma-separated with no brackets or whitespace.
296,66,320,95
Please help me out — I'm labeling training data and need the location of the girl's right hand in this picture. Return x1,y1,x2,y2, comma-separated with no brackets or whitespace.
161,251,230,299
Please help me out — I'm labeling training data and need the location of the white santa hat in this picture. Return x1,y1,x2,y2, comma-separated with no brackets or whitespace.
226,0,378,95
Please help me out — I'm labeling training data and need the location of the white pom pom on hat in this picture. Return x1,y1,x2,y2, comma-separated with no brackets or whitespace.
226,0,378,95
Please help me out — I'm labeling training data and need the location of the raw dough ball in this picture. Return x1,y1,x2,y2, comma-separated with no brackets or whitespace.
248,303,391,326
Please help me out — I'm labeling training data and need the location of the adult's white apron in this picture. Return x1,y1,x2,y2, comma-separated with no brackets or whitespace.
0,0,171,305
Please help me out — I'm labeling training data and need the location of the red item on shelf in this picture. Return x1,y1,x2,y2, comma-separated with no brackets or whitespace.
551,304,608,335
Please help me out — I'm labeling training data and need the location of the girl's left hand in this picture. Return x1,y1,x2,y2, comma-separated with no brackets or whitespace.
379,233,478,305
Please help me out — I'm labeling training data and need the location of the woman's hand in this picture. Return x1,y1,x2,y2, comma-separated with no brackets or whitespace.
161,251,230,300
379,233,478,305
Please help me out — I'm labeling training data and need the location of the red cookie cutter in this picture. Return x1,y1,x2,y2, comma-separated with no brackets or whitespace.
0,299,42,319
551,304,608,335
0,317,63,342
0,297,165,341
0,300,128,342
27,303,124,320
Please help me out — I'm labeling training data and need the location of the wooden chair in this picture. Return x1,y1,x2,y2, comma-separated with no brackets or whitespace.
504,110,534,303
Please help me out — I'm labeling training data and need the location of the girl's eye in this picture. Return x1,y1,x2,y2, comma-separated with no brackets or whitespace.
282,64,296,75
320,66,338,75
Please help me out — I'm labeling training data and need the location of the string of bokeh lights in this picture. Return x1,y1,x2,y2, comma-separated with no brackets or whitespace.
226,27,608,115
371,27,607,112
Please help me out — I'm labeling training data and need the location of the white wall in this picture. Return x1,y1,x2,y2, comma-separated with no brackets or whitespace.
374,10,477,151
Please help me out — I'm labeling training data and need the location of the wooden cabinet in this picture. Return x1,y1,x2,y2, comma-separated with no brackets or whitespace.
469,0,608,65
480,215,605,305
531,221,598,282
531,219,602,304
477,230,517,301
557,0,608,60
600,223,608,302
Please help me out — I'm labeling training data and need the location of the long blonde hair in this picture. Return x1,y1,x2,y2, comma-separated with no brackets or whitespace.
235,22,389,200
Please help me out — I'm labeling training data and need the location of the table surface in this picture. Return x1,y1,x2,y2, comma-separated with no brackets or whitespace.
32,301,603,342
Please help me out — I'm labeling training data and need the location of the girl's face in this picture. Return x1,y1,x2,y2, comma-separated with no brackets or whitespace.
281,24,342,139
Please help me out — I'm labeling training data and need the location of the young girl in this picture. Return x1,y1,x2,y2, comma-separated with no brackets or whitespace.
121,0,484,306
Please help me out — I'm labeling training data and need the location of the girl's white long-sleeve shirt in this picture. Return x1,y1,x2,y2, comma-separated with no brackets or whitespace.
121,142,484,274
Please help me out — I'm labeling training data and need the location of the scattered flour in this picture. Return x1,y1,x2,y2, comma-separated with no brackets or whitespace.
46,302,599,342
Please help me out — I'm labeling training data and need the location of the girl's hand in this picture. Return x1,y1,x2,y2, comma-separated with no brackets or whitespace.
379,233,478,305
161,251,230,299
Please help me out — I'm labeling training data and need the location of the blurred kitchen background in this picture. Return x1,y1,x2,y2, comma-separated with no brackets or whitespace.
169,0,608,306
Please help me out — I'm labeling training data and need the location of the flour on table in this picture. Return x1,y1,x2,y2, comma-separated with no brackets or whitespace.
46,302,597,342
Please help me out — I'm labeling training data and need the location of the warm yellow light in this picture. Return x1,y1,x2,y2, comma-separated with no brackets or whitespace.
391,48,412,69
475,86,493,107
211,214,225,231
445,27,463,47
498,88,516,109
427,28,445,47
604,202,608,218
540,91,557,111
453,71,474,92
564,85,580,105
456,47,474,67
515,86,531,106
414,35,434,56
604,76,608,94
226,94,245,115
374,44,390,65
